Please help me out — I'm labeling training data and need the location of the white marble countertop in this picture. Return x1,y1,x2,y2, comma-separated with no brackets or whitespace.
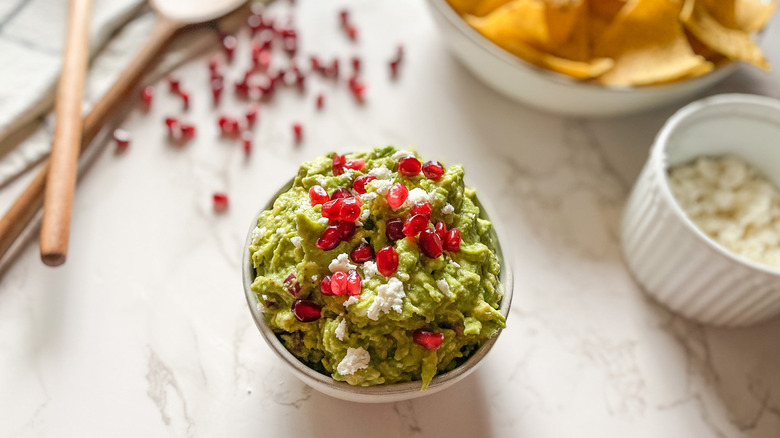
2,1,780,436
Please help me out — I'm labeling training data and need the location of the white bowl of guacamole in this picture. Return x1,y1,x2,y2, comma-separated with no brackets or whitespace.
242,147,513,403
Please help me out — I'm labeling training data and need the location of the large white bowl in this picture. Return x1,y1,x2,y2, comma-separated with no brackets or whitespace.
426,0,739,117
621,94,780,326
242,178,513,403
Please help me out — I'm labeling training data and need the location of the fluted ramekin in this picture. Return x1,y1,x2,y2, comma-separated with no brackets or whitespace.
622,94,780,327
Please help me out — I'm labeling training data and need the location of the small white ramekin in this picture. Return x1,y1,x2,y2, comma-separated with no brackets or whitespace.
242,179,513,403
622,94,780,327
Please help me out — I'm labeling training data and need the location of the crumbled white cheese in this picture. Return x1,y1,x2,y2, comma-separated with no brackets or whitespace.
359,208,370,222
355,220,363,227
311,274,319,281
669,156,780,269
316,175,329,185
255,302,265,312
335,319,347,341
370,179,393,195
329,253,357,273
318,217,329,225
361,261,378,280
343,296,359,307
436,279,452,296
367,277,406,321
442,203,455,215
290,236,303,248
369,165,393,180
336,347,370,375
276,227,285,235
361,192,378,202
451,261,461,268
251,226,267,244
392,150,414,160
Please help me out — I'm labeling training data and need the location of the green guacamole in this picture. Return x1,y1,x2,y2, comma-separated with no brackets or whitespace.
248,146,505,388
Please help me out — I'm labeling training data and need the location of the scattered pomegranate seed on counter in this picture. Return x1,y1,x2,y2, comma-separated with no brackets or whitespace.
113,129,130,152
213,192,229,212
351,57,361,74
218,116,240,137
389,44,404,79
211,77,224,105
292,299,322,322
345,25,358,41
348,77,366,103
353,175,376,194
385,219,405,242
167,75,180,93
208,57,219,75
413,329,444,350
247,13,263,36
422,161,445,181
309,185,330,205
419,229,443,258
245,104,259,127
376,246,399,277
315,93,324,110
398,156,422,177
444,229,461,252
339,9,349,27
180,91,190,110
411,202,433,219
241,131,253,156
386,183,408,209
140,86,153,108
164,117,179,133
180,123,196,139
221,34,238,62
350,242,375,263
292,122,303,144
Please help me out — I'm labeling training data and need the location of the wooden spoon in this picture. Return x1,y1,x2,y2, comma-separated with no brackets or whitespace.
0,0,249,266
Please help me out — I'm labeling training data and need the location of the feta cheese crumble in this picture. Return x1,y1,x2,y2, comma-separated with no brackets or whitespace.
329,253,357,273
436,279,452,296
406,188,432,206
367,277,406,321
370,179,393,195
343,296,359,307
318,217,329,225
442,203,455,215
276,227,285,235
290,236,303,248
360,208,370,222
392,150,414,160
251,226,267,244
361,261,378,280
336,347,370,376
369,165,393,180
335,319,347,341
361,192,378,202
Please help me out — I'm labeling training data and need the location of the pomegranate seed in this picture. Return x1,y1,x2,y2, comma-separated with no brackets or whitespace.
353,175,376,194
140,86,153,107
385,219,405,241
164,117,179,134
337,220,357,241
339,9,349,27
211,77,224,104
435,221,447,239
376,246,399,277
218,116,239,136
113,129,130,152
310,56,323,73
208,57,219,74
390,60,400,79
293,122,303,144
292,299,322,322
413,329,444,350
340,197,361,222
235,80,250,97
320,276,334,296
283,35,298,56
167,76,180,93
247,14,262,35
283,273,301,296
349,78,366,103
222,34,238,62
354,196,364,207
346,159,365,171
331,272,348,296
411,202,433,219
351,57,361,74
180,91,190,110
350,242,375,264
403,214,429,237
398,157,421,177
316,93,324,110
246,104,259,128
331,188,351,200
321,199,343,220
390,45,404,79
241,131,253,155
332,154,346,175
346,25,357,41
316,226,342,250
346,270,362,295
309,185,330,205
444,228,461,252
213,192,229,212
418,229,443,258
386,183,408,209
180,123,196,139
327,59,340,79
422,161,445,181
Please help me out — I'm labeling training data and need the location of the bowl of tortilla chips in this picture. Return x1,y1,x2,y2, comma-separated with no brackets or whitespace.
428,0,775,116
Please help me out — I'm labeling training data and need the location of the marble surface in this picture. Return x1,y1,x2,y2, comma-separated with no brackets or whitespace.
2,0,780,436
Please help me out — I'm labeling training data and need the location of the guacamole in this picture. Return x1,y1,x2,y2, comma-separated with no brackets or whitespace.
248,146,505,389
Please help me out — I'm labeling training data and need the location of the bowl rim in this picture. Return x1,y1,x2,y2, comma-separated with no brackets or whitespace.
650,93,780,278
425,0,739,93
241,170,514,397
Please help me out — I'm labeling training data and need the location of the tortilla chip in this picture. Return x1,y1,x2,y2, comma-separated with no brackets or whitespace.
589,0,627,18
735,0,777,32
473,0,515,16
446,0,482,15
551,1,591,61
681,0,770,70
594,0,711,86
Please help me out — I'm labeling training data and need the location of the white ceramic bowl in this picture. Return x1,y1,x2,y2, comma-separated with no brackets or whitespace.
242,178,513,403
621,94,780,326
425,0,738,117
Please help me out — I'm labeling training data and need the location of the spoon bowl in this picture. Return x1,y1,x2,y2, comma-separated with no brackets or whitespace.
151,0,248,25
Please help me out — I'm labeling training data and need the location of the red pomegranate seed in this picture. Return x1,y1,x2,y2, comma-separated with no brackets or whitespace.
385,219,405,241
309,185,330,205
339,9,349,27
331,188,351,200
213,192,229,212
283,35,298,56
422,161,445,181
241,131,252,155
246,104,259,128
167,76,180,93
283,273,301,296
337,220,357,241
413,329,444,350
345,25,357,41
316,225,342,250
331,272,348,296
218,116,239,136
444,228,461,252
346,159,365,171
316,93,324,110
327,59,340,79
180,123,196,139
211,78,224,104
235,80,250,97
403,214,429,237
164,117,179,135
398,157,421,177
310,56,323,73
208,57,219,74
222,34,238,62
113,129,130,152
321,199,343,220
351,57,361,74
350,242,375,264
353,175,376,194
140,86,153,107
376,246,399,277
349,78,366,103
332,154,346,175
418,229,443,258
346,270,362,295
389,45,404,79
247,14,262,35
435,221,447,239
293,122,303,144
411,202,433,219
340,197,361,222
320,275,334,296
386,183,408,209
180,91,190,110
292,299,322,322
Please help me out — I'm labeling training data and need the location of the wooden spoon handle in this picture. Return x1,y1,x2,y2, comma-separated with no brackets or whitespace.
0,15,182,265
40,0,94,266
